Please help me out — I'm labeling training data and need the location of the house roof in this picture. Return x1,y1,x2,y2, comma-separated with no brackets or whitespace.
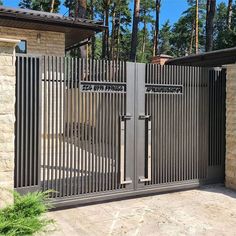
0,6,106,49
166,47,236,67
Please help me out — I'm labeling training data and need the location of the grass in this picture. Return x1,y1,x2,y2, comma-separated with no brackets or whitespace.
0,190,54,236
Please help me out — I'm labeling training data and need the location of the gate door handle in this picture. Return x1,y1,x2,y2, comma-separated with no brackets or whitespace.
121,114,132,121
139,114,152,183
139,114,151,120
120,114,132,185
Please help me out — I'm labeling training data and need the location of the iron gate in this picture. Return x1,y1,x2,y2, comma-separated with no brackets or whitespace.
15,56,226,207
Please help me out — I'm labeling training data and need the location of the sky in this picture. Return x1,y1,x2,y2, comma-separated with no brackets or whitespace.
2,0,229,27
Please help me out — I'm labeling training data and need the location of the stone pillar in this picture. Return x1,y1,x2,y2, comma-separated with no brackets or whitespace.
0,38,19,208
226,64,236,190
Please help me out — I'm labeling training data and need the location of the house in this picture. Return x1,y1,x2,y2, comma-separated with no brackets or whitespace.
0,6,105,207
0,6,106,56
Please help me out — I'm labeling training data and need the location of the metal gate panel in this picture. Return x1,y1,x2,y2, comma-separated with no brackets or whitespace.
136,64,209,187
40,57,134,198
15,56,41,193
208,68,226,181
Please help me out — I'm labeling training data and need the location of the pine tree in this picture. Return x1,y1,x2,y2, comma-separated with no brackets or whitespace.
171,0,206,56
130,0,140,61
19,0,32,9
227,0,233,29
77,0,87,58
153,0,161,56
119,30,132,61
214,2,236,50
19,0,61,12
159,20,173,55
110,0,131,60
76,0,87,18
88,0,95,58
102,0,111,59
206,0,216,52
64,0,74,16
50,0,56,12
139,0,155,62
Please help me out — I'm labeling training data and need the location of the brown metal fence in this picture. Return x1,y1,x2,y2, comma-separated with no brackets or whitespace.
15,56,41,192
208,68,226,181
41,57,127,198
144,65,208,185
14,55,226,206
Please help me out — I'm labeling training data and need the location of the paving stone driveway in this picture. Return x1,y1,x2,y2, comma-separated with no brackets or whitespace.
46,185,236,236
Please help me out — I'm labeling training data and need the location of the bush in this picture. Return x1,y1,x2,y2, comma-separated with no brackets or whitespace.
0,191,54,236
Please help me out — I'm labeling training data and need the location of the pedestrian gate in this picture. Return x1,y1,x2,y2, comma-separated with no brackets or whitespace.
15,56,226,207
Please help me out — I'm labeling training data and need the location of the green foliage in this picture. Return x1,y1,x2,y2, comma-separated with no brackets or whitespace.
0,0,3,5
94,34,103,59
171,0,206,56
214,2,236,50
119,30,132,61
19,0,61,13
139,0,155,25
64,0,78,17
136,0,155,62
17,0,236,61
19,0,32,8
110,0,131,60
136,29,152,63
0,191,53,236
159,20,173,55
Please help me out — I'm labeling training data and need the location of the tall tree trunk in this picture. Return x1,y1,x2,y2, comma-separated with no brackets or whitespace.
153,0,161,56
189,20,195,54
102,0,110,59
77,0,87,18
205,0,216,52
130,0,140,62
141,22,147,61
90,0,95,59
116,16,121,61
152,27,156,57
76,0,87,58
195,0,199,54
50,0,55,13
227,0,233,29
110,9,116,60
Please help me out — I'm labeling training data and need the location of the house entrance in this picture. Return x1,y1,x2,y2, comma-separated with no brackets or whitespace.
15,56,226,207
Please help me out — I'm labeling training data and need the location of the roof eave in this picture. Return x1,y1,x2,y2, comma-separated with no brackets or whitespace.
166,47,236,67
0,12,107,32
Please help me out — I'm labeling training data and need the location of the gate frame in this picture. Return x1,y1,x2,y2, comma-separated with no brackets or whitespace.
14,56,226,207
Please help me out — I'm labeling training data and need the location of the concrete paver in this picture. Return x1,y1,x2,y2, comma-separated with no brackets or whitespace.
45,185,236,236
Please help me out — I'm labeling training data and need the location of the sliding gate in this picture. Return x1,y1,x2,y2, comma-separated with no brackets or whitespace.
15,56,226,206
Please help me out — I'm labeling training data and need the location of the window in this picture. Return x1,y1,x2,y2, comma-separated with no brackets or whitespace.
16,40,27,54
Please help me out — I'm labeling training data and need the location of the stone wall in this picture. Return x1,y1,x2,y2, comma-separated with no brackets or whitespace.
0,26,65,56
0,39,19,208
226,65,236,190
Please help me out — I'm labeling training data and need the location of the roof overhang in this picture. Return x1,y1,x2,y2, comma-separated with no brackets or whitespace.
166,47,236,67
0,6,106,49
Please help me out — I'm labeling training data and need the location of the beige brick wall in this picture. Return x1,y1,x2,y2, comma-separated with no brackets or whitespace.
226,65,236,190
0,26,65,56
0,39,18,208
